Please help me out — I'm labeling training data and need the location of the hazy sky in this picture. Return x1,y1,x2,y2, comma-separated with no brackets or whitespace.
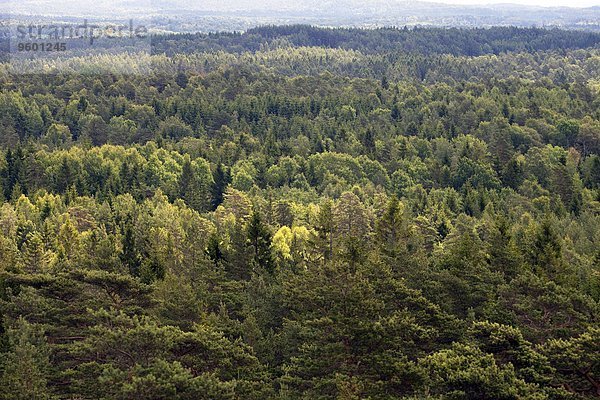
1,0,598,12
427,0,598,6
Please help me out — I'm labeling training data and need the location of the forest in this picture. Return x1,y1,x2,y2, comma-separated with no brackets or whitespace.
0,26,599,399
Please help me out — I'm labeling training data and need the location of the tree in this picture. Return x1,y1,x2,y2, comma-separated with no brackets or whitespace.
0,269,154,398
487,214,522,280
502,154,525,190
205,231,224,269
312,199,335,263
0,318,52,400
468,321,552,386
361,129,376,156
79,114,109,146
158,116,194,140
492,274,598,344
333,192,372,265
576,117,600,156
281,261,460,398
1,147,26,200
42,123,71,148
67,310,271,400
21,232,49,273
529,217,566,283
555,120,579,148
56,217,82,267
272,225,312,271
421,343,542,399
542,327,600,397
219,188,252,222
120,220,141,277
211,163,230,211
179,156,204,211
108,116,137,145
426,215,503,319
247,210,275,274
375,196,410,261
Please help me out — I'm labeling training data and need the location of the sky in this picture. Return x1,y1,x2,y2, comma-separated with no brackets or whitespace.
426,0,599,6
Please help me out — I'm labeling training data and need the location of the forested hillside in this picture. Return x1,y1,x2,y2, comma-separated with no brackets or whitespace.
152,26,600,55
0,27,599,399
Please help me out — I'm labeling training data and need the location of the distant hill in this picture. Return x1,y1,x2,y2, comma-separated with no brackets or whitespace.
2,0,600,31
152,25,600,56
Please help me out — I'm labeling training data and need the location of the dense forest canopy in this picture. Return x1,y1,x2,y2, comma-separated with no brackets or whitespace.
152,25,600,55
0,25,599,399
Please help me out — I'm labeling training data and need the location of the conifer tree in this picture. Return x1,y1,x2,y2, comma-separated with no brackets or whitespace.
0,318,52,400
120,221,141,277
211,163,230,211
179,156,203,211
247,210,275,275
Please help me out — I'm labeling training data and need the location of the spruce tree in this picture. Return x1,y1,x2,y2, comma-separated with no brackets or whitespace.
247,210,275,274
120,221,141,277
179,156,203,211
211,163,230,211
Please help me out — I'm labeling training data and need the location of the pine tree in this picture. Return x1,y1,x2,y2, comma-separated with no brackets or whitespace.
421,343,542,398
0,318,52,400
